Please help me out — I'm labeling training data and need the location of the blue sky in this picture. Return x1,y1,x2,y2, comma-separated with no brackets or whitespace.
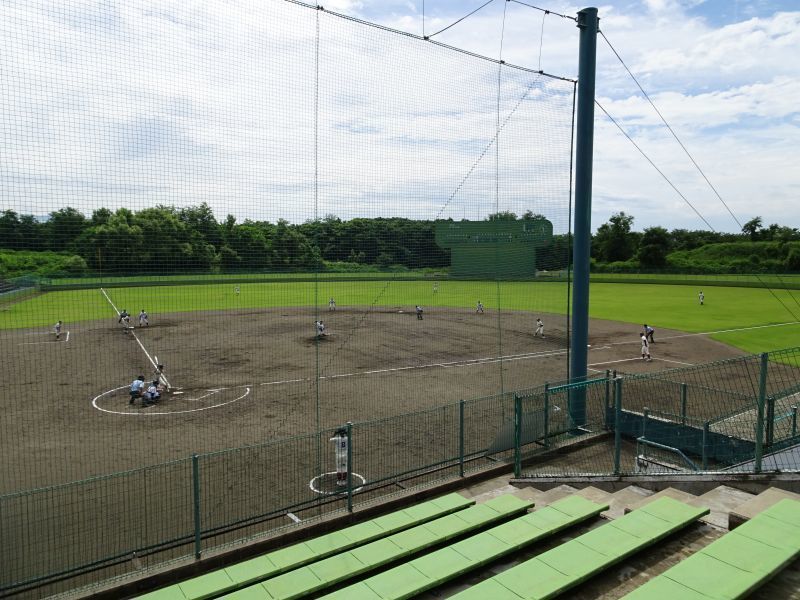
1,0,797,234
322,0,800,232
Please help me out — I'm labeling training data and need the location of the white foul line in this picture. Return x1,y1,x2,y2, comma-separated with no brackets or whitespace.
100,288,172,389
255,347,572,388
604,320,800,347
588,356,695,368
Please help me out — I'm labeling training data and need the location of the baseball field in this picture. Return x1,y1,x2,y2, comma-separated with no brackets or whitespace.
3,277,800,595
1,278,798,493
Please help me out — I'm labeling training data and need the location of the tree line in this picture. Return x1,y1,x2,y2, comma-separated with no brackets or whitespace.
592,213,800,273
0,204,455,276
1,205,798,279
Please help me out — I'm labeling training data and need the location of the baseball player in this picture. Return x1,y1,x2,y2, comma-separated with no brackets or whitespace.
139,309,149,327
433,282,439,294
698,290,704,306
129,375,145,405
143,380,162,406
316,320,326,337
476,301,484,314
328,298,336,311
641,333,652,362
643,324,655,344
330,428,348,486
54,320,63,341
234,285,240,296
416,305,423,320
118,309,129,324
535,318,545,338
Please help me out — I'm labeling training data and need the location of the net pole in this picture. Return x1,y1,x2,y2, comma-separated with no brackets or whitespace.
568,7,598,428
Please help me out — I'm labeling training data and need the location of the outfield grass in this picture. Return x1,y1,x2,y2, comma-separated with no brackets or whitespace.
2,280,798,354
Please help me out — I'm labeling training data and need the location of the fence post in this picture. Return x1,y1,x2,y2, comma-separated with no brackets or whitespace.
702,422,709,471
543,384,550,448
754,352,768,473
792,405,798,438
192,453,201,560
680,383,688,425
346,422,353,513
642,408,649,440
766,396,775,446
604,370,610,414
614,377,622,475
459,399,465,478
513,394,522,478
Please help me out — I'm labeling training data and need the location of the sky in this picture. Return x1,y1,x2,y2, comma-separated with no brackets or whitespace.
1,0,798,233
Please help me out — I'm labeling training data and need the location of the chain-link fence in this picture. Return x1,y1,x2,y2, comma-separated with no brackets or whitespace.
4,347,800,596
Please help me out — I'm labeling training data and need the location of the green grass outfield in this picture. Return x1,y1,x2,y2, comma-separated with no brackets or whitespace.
2,280,799,354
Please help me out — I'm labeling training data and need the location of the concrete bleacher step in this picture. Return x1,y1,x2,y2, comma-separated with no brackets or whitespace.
520,484,579,507
729,486,800,529
623,486,739,530
602,485,654,519
692,485,756,530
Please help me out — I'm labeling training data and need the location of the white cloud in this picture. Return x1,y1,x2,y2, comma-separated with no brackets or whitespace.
1,0,797,233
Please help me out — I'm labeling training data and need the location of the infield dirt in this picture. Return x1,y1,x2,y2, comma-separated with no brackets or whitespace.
1,306,746,492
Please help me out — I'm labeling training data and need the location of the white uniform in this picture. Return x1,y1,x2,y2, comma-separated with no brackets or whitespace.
328,298,336,311
535,319,544,337
641,335,651,361
139,311,149,326
144,383,161,404
476,302,484,314
330,431,348,485
316,321,325,336
234,286,240,296
54,321,62,339
698,291,704,305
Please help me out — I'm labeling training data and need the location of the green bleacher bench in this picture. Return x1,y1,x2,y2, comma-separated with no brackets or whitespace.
452,496,709,600
623,497,800,600
221,494,533,600
319,494,609,600
137,492,473,600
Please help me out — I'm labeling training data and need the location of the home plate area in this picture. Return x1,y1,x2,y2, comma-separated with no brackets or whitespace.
92,385,251,415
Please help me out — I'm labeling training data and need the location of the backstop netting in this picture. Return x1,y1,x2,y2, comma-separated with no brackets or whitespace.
0,0,576,494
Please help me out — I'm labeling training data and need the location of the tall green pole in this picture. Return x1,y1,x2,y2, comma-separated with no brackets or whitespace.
568,7,599,427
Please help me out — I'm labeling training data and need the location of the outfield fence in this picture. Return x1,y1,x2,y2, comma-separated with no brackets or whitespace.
3,347,800,597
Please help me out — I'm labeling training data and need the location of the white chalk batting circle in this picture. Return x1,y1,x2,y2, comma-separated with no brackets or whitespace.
92,385,251,415
309,472,366,495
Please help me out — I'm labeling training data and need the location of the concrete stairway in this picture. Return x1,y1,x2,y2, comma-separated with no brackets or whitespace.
420,478,800,599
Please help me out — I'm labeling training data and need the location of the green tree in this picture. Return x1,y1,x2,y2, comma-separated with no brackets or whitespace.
487,211,517,221
593,212,635,263
637,226,670,268
742,216,763,241
47,207,88,252
0,210,22,250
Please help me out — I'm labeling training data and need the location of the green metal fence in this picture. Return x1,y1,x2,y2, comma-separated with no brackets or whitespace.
3,348,800,597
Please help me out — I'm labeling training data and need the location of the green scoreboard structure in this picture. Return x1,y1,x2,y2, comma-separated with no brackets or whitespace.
434,218,553,278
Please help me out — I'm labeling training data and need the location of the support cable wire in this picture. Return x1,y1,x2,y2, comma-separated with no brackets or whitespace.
493,0,509,395
427,0,496,38
595,102,714,231
434,73,544,220
285,0,575,83
508,0,577,22
595,100,800,322
537,7,547,72
599,30,800,314
566,81,577,376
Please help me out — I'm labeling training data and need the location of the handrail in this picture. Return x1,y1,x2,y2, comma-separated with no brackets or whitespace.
636,437,699,472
